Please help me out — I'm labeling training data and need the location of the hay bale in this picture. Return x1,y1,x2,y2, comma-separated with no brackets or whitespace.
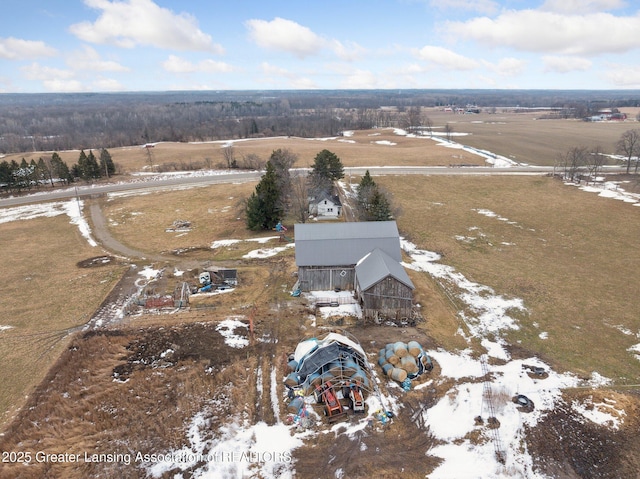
394,341,409,358
287,396,304,414
382,363,394,376
377,356,388,367
401,355,418,374
343,359,360,376
284,372,300,387
287,359,298,372
408,341,423,357
385,349,400,366
390,367,407,382
327,361,342,377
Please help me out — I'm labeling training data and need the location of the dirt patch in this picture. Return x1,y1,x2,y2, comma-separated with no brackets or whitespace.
525,391,640,479
76,255,117,268
110,321,248,381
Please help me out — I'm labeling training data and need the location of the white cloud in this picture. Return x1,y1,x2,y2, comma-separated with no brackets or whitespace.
92,77,126,91
245,17,325,58
0,37,57,60
339,69,379,89
260,62,291,77
67,45,128,72
416,45,480,70
429,0,498,14
330,40,367,62
162,55,235,73
445,10,640,56
604,64,640,87
42,79,85,92
543,55,592,73
492,57,528,76
22,63,75,81
541,0,627,14
69,0,223,53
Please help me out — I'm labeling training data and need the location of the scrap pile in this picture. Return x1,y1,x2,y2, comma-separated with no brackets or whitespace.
377,340,433,389
284,332,373,422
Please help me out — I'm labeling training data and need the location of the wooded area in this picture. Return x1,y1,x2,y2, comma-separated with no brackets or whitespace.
1,89,638,154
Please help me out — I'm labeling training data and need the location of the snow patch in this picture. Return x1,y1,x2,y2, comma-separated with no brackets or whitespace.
216,317,249,348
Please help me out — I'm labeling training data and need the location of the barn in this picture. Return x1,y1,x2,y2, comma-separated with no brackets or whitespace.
295,221,414,319
295,221,402,292
355,248,414,320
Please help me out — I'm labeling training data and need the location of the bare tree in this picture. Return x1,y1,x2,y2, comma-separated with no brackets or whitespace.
587,145,605,180
289,171,310,223
444,123,454,142
559,146,589,181
616,129,640,174
222,145,237,170
239,153,265,171
423,116,433,137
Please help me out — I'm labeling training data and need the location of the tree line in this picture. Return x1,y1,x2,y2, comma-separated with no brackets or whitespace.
245,149,393,231
558,128,640,181
0,149,115,192
2,90,638,154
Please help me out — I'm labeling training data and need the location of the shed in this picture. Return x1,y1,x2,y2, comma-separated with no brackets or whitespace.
355,248,414,320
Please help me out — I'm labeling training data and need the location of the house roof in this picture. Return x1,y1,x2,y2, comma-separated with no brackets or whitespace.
355,248,415,291
310,191,342,206
294,221,401,267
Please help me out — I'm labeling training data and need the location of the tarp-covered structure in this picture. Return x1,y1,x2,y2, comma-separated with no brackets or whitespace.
285,332,374,397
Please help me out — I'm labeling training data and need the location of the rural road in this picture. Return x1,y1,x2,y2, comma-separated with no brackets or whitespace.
0,165,559,208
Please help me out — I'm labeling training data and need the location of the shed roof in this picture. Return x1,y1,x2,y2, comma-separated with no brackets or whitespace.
294,221,401,267
355,248,415,291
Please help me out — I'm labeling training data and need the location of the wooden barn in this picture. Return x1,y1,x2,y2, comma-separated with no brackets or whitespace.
295,221,414,320
355,248,414,320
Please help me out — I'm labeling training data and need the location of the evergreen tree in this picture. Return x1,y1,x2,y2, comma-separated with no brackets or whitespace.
37,157,54,187
269,148,296,213
308,149,344,198
86,150,101,179
369,188,393,221
77,150,89,180
51,152,73,184
356,170,393,221
356,170,376,214
100,148,115,177
245,161,283,231
0,160,13,191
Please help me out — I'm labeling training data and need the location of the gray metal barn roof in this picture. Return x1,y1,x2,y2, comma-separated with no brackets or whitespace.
294,221,402,267
355,248,415,291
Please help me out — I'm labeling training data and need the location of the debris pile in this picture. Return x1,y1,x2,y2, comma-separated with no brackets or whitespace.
377,340,433,389
284,332,373,423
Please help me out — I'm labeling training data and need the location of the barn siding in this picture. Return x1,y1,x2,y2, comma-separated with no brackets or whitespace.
298,266,355,291
358,276,413,318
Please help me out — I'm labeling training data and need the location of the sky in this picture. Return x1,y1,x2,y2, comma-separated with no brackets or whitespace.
1,0,640,93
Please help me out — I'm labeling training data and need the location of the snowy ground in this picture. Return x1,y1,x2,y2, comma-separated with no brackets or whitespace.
2,133,638,477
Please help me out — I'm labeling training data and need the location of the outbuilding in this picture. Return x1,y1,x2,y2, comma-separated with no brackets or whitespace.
355,248,414,320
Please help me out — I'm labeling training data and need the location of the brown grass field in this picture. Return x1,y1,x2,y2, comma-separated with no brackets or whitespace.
5,107,638,171
1,113,640,477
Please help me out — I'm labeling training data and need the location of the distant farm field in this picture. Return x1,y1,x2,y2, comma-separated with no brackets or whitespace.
4,109,638,172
